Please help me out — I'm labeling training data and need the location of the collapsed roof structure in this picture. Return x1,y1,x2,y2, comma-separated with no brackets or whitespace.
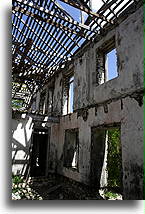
12,0,144,200
12,0,141,110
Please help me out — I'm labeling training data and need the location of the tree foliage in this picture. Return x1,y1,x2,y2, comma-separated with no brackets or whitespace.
107,128,122,188
12,99,23,109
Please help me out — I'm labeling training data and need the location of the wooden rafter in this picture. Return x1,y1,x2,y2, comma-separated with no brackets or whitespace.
13,2,97,36
59,0,114,24
12,0,141,110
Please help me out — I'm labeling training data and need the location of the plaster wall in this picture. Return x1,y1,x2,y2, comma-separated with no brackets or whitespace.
48,6,143,199
73,6,143,110
49,95,143,199
11,6,143,200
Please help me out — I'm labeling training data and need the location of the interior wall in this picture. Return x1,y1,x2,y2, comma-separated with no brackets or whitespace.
49,95,143,199
73,6,143,110
47,6,143,199
11,5,143,200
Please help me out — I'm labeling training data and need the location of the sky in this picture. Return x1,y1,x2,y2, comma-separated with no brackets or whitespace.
58,0,118,113
107,49,118,81
57,0,118,81
13,0,118,81
57,0,104,21
0,1,143,213
56,0,133,82
57,0,133,22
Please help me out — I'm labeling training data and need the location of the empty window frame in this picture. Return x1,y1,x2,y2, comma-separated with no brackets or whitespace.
31,98,36,113
62,75,74,115
96,38,118,85
39,90,46,115
63,129,79,170
47,87,54,115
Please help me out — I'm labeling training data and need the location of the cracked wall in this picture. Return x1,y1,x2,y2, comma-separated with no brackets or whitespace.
47,6,143,200
12,5,144,200
73,6,143,110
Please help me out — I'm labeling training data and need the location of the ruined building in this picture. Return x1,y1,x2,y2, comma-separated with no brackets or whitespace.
12,0,143,200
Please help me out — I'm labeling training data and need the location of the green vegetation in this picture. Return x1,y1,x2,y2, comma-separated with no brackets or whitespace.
104,190,120,199
12,99,23,109
12,175,43,200
12,174,23,185
107,128,122,188
12,175,24,196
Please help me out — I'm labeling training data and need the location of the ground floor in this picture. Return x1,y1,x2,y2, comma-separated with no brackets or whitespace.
12,174,122,200
12,91,144,200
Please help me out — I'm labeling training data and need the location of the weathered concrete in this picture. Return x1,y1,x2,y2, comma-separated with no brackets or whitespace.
48,94,143,199
73,6,143,110
48,5,143,199
12,5,143,200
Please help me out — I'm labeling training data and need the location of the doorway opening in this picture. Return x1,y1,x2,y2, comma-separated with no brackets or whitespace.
30,128,50,177
91,125,123,199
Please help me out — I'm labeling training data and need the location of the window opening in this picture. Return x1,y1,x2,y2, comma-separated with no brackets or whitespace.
31,98,36,113
39,90,46,114
62,75,74,115
48,87,54,115
96,39,118,85
68,76,74,114
63,129,79,170
106,48,118,81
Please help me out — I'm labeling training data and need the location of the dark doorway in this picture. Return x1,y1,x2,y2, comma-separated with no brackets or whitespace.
90,129,106,188
30,128,50,177
90,125,122,193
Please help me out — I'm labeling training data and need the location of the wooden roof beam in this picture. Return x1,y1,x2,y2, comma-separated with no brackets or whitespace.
15,0,101,33
12,14,72,65
13,4,95,39
59,0,114,24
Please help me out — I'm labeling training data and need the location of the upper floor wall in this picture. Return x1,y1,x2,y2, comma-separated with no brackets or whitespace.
29,5,143,116
73,5,143,110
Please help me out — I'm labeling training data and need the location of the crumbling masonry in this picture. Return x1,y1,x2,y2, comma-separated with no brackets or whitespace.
12,0,143,200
